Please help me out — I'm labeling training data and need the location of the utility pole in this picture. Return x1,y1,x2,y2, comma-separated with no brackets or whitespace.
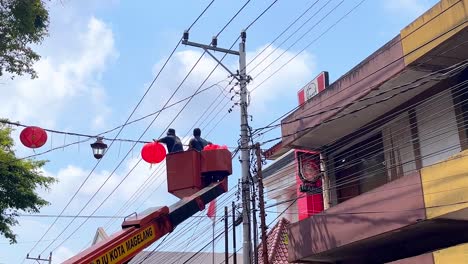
251,182,258,264
182,30,252,264
26,253,52,264
225,206,229,264
255,143,269,264
238,31,253,264
232,201,238,264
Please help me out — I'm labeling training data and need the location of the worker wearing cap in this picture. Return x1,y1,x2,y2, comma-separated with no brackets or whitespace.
155,128,183,153
189,128,212,152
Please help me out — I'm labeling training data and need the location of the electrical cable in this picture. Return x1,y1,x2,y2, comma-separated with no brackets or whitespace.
245,0,321,70
249,0,337,75
260,79,468,186
263,114,468,198
216,1,251,37
251,2,466,137
97,79,230,136
85,0,277,244
25,36,183,263
43,51,209,255
33,0,364,258
259,60,468,145
19,137,93,160
250,0,363,93
135,191,238,263
143,182,240,258
31,1,221,255
199,0,328,140
258,84,468,197
245,0,279,30
264,139,468,210
254,60,467,135
96,0,259,234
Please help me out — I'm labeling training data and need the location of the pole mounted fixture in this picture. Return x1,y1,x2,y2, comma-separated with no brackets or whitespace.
181,30,253,264
211,36,217,47
241,30,246,42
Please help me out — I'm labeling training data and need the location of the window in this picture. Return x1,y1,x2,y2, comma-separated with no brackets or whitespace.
332,133,387,204
382,112,418,180
416,89,461,166
452,76,468,150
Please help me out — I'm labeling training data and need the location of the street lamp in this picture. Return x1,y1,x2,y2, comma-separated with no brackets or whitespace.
90,137,107,159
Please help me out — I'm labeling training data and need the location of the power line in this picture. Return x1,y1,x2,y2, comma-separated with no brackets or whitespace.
44,0,254,253
93,0,262,241
249,0,338,75
259,60,468,145
262,95,468,196
19,137,93,160
13,213,228,219
255,60,467,136
97,79,230,136
256,80,468,199
263,136,468,210
251,1,465,137
216,1,251,37
26,3,218,258
134,191,238,263
199,0,332,143
99,0,257,231
245,0,321,70
245,0,279,30
42,51,209,255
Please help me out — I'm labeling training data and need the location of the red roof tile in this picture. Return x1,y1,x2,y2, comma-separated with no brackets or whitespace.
257,218,298,264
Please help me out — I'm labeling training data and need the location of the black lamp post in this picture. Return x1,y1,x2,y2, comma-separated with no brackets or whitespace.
90,137,107,159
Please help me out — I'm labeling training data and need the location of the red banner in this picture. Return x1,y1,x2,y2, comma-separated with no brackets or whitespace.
207,200,216,220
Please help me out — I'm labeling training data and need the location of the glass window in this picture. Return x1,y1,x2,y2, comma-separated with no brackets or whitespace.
332,133,387,204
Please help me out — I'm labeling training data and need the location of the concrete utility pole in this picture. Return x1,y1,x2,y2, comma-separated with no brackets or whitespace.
255,143,269,264
238,31,253,264
224,206,229,264
232,201,238,264
182,30,252,264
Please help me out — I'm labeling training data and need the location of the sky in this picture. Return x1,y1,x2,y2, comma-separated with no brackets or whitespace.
0,0,439,263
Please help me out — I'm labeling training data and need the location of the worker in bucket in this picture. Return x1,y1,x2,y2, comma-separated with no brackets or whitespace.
154,128,183,153
188,128,212,152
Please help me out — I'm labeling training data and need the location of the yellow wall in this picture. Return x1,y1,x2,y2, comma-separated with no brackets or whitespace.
400,0,468,65
420,150,468,219
433,243,468,263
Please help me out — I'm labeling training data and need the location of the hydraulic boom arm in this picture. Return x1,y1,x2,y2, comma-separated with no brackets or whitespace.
63,180,228,264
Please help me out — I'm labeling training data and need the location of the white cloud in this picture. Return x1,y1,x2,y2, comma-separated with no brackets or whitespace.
53,246,75,263
383,0,431,16
40,156,175,215
139,44,314,136
0,17,117,130
248,45,316,112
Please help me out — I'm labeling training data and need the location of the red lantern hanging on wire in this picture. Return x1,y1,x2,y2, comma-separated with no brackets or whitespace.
141,142,166,164
19,126,48,148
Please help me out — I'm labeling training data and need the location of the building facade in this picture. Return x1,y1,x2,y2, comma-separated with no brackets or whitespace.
273,0,468,263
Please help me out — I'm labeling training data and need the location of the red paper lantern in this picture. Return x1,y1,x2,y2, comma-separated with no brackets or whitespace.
20,126,48,148
141,142,166,164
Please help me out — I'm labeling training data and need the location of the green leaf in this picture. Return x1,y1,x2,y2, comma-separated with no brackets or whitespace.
0,120,56,244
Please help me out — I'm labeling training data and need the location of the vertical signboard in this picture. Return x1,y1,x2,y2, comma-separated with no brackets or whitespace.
295,150,324,221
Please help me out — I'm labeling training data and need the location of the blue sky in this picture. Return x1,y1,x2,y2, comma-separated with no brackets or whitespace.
0,0,439,262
